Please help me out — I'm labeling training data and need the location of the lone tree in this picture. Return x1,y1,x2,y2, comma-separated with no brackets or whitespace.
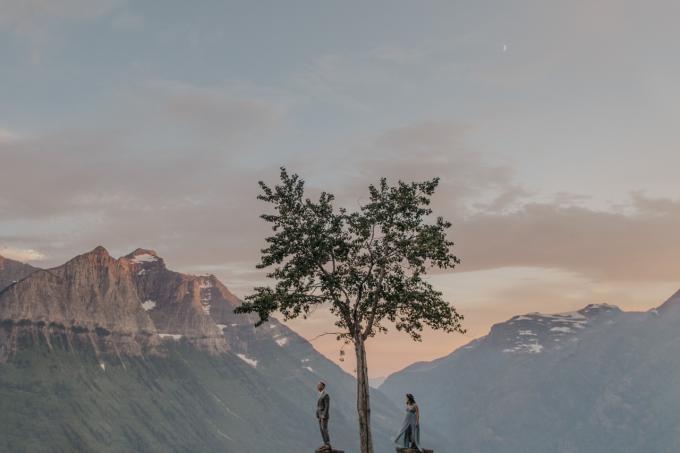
236,168,465,453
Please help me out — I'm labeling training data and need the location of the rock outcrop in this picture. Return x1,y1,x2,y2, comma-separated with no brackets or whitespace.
122,248,228,353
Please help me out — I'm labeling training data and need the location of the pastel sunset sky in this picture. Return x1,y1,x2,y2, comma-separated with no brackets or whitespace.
1,0,680,377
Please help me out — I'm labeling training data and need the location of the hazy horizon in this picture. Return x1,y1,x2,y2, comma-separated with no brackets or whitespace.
2,0,680,377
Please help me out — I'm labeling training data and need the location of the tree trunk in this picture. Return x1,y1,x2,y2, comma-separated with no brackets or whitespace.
355,335,373,453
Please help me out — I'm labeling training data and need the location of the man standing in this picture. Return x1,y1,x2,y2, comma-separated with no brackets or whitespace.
316,381,331,451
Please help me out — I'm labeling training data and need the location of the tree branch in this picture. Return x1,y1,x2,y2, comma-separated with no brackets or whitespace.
362,265,386,339
307,331,348,342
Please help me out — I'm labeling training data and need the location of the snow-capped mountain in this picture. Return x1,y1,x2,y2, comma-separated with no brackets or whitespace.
381,296,680,453
488,303,622,354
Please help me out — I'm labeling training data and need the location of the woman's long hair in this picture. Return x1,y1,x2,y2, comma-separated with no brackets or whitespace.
406,393,416,405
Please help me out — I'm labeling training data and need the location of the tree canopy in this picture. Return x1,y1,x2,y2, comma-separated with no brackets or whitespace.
236,167,465,342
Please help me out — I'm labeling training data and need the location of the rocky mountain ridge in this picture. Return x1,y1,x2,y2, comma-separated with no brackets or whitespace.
486,303,622,354
0,246,236,361
0,254,38,292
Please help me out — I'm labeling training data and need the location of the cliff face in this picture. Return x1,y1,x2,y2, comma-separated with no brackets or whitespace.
0,247,156,332
123,248,228,353
0,246,230,361
0,255,38,292
0,247,159,361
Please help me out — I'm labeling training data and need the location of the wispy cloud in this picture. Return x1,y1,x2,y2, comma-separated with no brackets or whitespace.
456,195,680,282
0,246,46,262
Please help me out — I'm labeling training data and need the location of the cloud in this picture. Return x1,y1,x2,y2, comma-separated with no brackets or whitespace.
0,120,506,301
2,112,679,309
279,122,680,286
0,126,275,255
0,246,46,262
0,78,285,215
455,195,680,282
630,191,680,215
324,121,528,217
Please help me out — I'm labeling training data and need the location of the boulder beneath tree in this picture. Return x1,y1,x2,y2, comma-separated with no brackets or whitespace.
396,449,434,453
314,448,343,453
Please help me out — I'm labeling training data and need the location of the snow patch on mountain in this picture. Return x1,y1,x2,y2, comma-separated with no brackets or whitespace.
550,326,573,333
131,253,158,264
159,334,183,340
503,341,544,354
494,303,622,354
237,353,258,367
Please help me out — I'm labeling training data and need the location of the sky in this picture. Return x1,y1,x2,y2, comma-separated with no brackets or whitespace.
1,0,680,378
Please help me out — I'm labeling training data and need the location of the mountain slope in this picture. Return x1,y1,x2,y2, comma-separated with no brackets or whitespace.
220,316,408,450
122,248,228,353
0,337,320,453
381,298,680,453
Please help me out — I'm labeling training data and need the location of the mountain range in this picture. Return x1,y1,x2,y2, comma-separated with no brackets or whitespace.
0,247,408,453
381,293,680,452
5,246,680,453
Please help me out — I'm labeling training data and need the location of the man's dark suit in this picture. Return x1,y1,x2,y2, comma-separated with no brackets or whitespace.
316,391,331,446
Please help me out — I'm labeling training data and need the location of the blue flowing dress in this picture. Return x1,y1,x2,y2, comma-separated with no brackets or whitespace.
394,403,421,451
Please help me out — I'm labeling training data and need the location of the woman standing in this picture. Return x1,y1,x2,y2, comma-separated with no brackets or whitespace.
394,393,422,452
